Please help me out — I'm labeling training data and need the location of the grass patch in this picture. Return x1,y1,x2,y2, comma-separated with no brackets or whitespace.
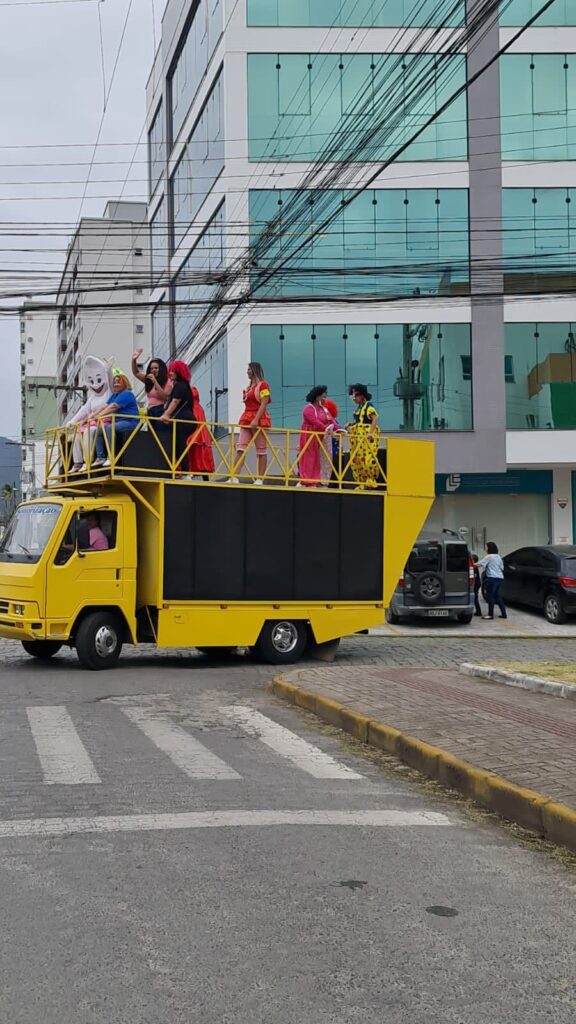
494,662,576,685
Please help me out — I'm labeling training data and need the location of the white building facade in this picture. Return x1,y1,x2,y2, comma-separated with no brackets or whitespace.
56,201,151,423
18,301,58,500
146,0,576,554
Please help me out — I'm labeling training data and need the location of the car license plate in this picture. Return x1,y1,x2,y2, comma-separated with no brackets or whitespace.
427,609,450,617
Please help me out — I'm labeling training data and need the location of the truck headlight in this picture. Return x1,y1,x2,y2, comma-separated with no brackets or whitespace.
13,604,25,616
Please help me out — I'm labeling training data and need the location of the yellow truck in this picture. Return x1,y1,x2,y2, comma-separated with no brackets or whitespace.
0,421,434,669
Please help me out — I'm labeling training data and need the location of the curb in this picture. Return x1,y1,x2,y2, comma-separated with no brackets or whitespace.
272,675,576,855
460,662,576,701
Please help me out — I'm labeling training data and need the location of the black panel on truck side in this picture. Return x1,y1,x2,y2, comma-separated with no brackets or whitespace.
163,485,383,602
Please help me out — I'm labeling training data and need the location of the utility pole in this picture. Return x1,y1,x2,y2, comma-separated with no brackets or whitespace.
393,325,427,430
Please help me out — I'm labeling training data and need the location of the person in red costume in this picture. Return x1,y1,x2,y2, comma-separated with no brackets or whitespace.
186,387,215,479
228,362,271,484
154,360,195,472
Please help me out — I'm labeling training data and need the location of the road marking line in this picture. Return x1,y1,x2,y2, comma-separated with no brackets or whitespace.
0,809,453,839
26,707,101,786
122,707,240,780
220,705,364,779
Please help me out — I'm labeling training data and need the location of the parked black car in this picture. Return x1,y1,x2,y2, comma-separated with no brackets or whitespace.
502,545,576,624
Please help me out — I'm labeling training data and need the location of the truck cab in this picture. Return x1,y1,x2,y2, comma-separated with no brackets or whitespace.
0,495,137,665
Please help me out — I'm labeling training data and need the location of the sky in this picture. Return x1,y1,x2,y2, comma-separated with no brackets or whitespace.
0,0,164,441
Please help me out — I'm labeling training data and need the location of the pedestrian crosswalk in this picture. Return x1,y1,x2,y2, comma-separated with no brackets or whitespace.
10,702,366,788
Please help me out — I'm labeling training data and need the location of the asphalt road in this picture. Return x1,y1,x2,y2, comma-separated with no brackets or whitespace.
0,639,574,1023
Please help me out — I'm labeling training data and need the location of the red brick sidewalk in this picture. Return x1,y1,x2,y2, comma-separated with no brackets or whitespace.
281,665,576,809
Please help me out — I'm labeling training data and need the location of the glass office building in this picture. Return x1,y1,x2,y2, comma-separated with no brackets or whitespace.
146,0,576,549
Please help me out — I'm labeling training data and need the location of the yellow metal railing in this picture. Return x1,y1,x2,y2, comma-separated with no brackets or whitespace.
45,415,387,492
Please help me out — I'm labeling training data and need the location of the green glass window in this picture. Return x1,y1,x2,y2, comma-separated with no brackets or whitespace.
169,0,223,143
501,0,575,25
249,188,469,299
152,299,171,363
251,323,472,430
247,0,465,26
502,188,576,293
148,102,164,196
190,334,228,428
501,55,576,160
505,323,576,429
174,204,225,350
171,71,224,251
150,199,167,288
247,53,468,162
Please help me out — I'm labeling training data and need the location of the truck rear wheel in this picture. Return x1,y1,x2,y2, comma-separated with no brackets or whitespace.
255,620,307,665
22,640,62,660
75,611,123,671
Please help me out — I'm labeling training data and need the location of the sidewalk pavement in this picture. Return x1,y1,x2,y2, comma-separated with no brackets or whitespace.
274,663,576,852
371,604,576,638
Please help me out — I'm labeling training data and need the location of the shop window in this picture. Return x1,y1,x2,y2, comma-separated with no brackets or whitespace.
251,322,472,431
247,0,465,27
506,322,576,428
500,0,575,25
247,52,467,162
249,187,469,300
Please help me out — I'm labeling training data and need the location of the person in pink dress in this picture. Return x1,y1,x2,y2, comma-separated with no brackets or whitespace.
297,386,342,488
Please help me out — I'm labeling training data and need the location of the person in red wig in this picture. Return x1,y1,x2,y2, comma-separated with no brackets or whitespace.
156,361,196,472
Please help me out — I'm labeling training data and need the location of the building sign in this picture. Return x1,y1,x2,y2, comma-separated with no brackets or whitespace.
435,470,553,496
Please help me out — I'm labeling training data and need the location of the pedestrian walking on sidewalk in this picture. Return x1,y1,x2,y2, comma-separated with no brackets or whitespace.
476,542,507,620
471,552,483,617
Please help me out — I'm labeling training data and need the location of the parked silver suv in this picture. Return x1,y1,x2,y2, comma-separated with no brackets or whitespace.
386,531,475,625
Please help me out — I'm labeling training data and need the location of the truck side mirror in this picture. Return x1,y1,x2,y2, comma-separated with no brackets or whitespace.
76,517,90,554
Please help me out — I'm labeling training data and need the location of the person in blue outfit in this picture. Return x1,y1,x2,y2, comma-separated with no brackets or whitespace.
475,542,507,620
92,370,139,467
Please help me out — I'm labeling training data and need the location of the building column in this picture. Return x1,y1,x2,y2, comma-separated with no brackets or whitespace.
551,468,573,544
465,0,507,472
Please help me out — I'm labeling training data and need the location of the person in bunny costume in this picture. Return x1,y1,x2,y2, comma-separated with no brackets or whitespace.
66,355,114,471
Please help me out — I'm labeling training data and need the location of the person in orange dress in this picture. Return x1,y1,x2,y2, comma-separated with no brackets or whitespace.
228,362,271,484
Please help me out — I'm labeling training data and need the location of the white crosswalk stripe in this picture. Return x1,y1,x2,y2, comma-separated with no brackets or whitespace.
121,706,241,780
0,809,452,839
220,705,364,780
26,707,101,785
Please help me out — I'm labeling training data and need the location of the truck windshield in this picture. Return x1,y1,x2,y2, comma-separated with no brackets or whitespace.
0,503,62,563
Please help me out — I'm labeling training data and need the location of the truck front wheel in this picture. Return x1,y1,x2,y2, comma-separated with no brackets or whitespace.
22,640,62,660
255,620,307,665
75,612,123,671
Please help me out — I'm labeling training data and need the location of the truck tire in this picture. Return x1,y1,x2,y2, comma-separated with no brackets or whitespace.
75,611,123,670
196,646,237,657
255,620,307,665
21,640,62,660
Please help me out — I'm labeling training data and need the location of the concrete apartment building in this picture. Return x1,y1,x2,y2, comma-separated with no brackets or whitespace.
146,0,576,553
56,201,151,423
18,301,58,499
